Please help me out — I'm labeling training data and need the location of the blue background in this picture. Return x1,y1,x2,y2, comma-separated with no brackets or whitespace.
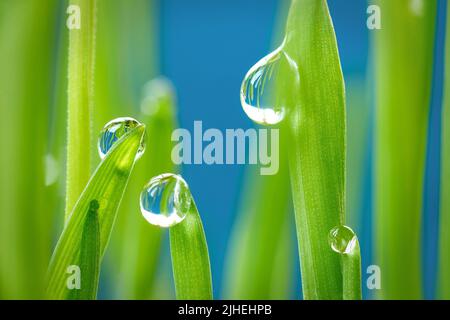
158,0,447,299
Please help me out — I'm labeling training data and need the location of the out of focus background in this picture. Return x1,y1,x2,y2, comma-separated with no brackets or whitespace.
0,0,447,300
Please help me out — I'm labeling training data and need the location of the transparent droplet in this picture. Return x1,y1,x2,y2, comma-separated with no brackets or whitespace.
240,40,294,125
328,225,358,254
140,173,192,228
98,117,146,160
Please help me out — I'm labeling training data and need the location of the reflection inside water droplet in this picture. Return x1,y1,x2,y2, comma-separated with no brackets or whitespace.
240,39,297,126
328,225,357,254
140,173,192,228
98,117,146,160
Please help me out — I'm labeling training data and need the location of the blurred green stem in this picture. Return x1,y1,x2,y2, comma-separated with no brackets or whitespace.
438,1,450,300
223,132,293,299
116,79,177,299
0,0,59,298
373,0,436,299
65,0,97,221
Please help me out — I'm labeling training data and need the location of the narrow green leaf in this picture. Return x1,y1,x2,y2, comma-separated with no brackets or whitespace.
65,0,97,221
68,200,100,300
438,2,450,300
223,133,293,299
170,201,213,300
47,125,146,299
342,239,362,300
0,0,60,298
116,78,178,299
223,1,293,300
281,0,348,299
372,0,437,299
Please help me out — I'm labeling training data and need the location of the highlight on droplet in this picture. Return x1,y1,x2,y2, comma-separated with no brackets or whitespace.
97,117,146,160
140,173,192,228
240,38,297,126
328,225,358,255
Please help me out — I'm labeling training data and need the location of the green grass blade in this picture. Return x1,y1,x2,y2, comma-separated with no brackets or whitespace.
68,200,100,300
372,0,437,299
170,200,213,300
91,0,161,299
116,79,178,299
46,125,146,299
65,0,97,221
281,0,348,299
0,0,59,299
223,134,293,299
342,239,362,300
223,1,293,300
438,2,450,300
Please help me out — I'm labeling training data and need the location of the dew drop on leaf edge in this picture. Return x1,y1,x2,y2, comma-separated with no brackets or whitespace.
140,173,192,228
240,41,289,126
97,117,146,160
328,225,357,254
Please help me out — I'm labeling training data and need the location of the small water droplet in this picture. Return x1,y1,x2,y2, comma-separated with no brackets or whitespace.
98,117,146,160
240,40,295,125
328,225,357,254
140,173,192,228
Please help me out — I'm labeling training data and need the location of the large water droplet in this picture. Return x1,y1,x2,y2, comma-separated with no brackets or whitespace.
240,41,294,125
140,173,192,228
328,225,357,254
98,117,146,160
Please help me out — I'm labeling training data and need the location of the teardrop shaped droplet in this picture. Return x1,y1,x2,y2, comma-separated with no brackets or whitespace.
328,225,357,254
140,173,192,228
98,117,146,160
240,42,290,125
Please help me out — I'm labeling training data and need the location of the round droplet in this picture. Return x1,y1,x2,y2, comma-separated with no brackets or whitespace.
140,173,192,228
98,117,146,160
328,225,357,254
240,42,289,125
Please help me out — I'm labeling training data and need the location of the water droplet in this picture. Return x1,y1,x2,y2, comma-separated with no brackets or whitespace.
140,173,192,228
240,40,296,125
98,117,146,160
328,225,357,254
